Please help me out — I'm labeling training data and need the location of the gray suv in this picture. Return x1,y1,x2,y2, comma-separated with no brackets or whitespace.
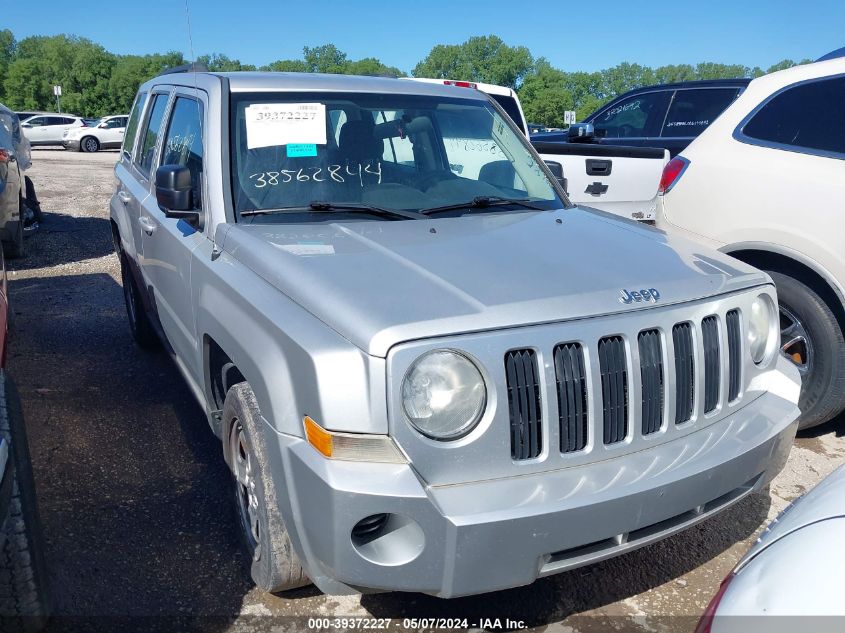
110,69,800,597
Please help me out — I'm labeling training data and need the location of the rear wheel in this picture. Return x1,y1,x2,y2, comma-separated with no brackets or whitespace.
0,374,51,632
768,271,845,429
119,252,157,349
223,383,308,593
4,200,25,260
81,136,99,153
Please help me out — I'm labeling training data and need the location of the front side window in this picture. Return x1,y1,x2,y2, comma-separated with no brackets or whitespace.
136,92,170,177
592,91,670,138
660,88,739,137
25,117,46,127
230,92,564,223
740,76,845,156
160,97,204,209
123,92,147,158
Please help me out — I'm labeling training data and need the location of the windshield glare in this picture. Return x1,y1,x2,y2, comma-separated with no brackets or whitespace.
230,92,564,221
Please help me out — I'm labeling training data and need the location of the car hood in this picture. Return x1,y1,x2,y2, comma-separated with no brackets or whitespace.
220,207,769,357
736,464,845,572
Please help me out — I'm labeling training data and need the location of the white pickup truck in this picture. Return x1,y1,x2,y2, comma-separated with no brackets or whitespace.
409,79,669,222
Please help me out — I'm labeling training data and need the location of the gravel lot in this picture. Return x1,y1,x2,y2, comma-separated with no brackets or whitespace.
8,149,845,632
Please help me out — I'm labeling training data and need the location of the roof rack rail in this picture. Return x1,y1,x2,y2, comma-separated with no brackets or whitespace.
157,62,209,77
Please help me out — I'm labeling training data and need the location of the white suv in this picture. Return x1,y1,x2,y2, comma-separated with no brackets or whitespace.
62,114,128,152
657,55,845,430
20,114,84,147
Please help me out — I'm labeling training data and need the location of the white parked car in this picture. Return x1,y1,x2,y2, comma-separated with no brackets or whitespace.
20,114,84,147
62,114,128,152
656,54,845,430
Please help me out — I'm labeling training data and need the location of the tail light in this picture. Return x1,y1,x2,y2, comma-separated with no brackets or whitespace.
694,572,736,633
0,149,9,163
443,80,478,89
658,156,690,195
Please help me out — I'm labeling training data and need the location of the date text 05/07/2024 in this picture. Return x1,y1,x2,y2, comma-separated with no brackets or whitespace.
307,618,528,630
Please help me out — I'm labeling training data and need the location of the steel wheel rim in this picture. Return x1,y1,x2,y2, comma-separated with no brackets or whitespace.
229,418,261,559
780,304,812,375
84,138,97,152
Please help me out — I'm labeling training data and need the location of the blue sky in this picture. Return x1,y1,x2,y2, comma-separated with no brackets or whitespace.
5,0,843,73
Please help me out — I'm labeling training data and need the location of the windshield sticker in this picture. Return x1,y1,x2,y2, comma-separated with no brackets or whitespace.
286,143,318,158
249,162,382,188
245,103,327,149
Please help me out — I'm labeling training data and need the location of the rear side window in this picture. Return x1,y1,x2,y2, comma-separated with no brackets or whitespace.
661,88,739,137
135,93,170,178
741,76,845,156
593,91,671,138
159,97,205,209
122,93,147,158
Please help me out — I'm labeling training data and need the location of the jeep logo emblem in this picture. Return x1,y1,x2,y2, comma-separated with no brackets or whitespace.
619,288,661,304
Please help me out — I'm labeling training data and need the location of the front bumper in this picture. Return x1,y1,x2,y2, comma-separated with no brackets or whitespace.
274,388,798,598
62,139,80,151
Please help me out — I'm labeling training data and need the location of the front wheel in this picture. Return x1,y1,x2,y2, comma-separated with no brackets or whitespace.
769,271,845,429
81,136,99,153
119,252,157,349
223,383,308,593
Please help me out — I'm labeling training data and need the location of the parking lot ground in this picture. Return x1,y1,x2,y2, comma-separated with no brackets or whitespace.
9,149,845,632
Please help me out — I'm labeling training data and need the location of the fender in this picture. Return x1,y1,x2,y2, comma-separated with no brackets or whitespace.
721,240,845,312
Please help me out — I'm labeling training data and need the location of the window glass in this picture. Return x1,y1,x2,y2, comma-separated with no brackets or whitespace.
46,117,65,126
593,91,670,138
135,93,169,177
230,92,563,222
743,76,845,155
661,89,738,137
105,118,124,129
25,117,45,127
122,92,147,157
160,97,204,209
489,94,523,129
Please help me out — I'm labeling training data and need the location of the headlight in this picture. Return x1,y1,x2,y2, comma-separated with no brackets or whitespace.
401,350,486,440
748,294,777,364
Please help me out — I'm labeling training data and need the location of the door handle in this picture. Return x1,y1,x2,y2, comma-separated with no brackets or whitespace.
138,216,157,236
118,191,131,205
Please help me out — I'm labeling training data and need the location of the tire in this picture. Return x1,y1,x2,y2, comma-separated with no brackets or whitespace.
0,373,51,632
119,252,158,349
80,136,99,153
4,202,25,260
22,179,42,224
768,271,845,430
222,383,308,593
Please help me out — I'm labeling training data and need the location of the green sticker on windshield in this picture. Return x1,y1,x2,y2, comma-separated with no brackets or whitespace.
286,143,318,158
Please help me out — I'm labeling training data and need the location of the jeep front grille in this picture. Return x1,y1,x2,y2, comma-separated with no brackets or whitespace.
554,343,588,453
638,329,664,436
727,310,742,401
505,349,543,460
672,323,695,424
598,336,628,445
702,316,721,413
505,308,746,460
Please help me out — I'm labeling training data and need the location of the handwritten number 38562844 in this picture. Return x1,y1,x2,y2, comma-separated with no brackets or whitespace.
249,162,383,188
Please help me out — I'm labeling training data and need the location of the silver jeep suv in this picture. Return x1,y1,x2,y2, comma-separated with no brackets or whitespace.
110,68,800,598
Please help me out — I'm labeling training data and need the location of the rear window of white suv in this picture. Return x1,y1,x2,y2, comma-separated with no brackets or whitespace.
739,75,845,157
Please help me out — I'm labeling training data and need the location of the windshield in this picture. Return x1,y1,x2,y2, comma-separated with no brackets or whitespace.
229,91,566,222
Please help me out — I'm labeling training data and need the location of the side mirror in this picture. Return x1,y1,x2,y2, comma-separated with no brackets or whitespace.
567,122,595,143
544,160,568,194
155,165,201,226
21,123,31,129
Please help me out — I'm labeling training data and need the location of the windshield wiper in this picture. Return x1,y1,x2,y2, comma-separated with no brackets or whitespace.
240,201,424,220
419,196,545,216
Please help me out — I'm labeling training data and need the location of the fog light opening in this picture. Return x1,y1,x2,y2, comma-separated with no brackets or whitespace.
352,513,389,539
350,513,425,566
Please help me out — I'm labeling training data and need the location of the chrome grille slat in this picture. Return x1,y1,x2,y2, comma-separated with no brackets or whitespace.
505,349,542,460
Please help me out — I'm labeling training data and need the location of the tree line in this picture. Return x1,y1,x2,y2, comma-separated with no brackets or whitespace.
0,31,810,127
